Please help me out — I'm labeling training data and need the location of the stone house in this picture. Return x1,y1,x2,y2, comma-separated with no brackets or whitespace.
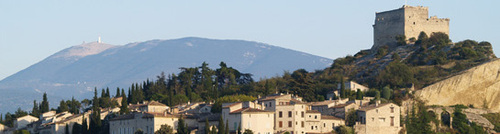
354,103,401,134
13,115,39,130
109,112,179,134
222,101,274,134
129,100,170,113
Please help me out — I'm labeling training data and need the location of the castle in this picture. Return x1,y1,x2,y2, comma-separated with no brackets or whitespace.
372,5,450,50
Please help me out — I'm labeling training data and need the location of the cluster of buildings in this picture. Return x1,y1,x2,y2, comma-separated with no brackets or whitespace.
0,81,401,134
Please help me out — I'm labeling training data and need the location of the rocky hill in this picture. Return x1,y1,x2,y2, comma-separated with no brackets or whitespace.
415,59,500,112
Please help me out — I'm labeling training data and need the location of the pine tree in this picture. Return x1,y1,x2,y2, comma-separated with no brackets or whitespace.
41,93,50,113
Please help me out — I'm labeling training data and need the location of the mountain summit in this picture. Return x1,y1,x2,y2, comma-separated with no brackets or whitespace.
0,37,331,113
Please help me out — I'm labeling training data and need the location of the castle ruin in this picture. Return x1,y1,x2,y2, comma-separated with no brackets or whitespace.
372,5,450,50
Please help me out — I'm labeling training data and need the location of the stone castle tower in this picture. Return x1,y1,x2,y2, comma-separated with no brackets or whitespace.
372,5,450,50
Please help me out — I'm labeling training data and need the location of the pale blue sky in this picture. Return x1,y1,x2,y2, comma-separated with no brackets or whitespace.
1,0,499,80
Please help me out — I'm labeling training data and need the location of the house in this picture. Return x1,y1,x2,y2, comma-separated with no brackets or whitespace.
309,99,348,115
14,115,39,130
0,123,10,134
109,112,179,134
337,81,369,92
222,101,274,134
258,93,340,134
354,103,401,134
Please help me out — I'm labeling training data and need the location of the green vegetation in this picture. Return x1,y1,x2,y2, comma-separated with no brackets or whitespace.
155,124,174,134
481,113,500,132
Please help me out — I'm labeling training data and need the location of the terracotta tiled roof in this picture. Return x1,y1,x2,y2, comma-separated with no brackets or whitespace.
306,110,321,113
109,114,135,121
223,102,242,108
358,103,393,111
259,95,287,101
142,112,178,118
229,108,273,114
309,100,336,106
321,115,343,120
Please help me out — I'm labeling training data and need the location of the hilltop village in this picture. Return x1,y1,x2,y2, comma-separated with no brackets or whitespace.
1,5,499,134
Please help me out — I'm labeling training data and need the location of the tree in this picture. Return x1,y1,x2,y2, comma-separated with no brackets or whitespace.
355,89,363,100
116,87,121,98
120,89,129,114
339,77,346,98
65,124,70,134
243,129,253,134
89,89,102,134
345,110,357,127
14,130,30,134
210,126,217,134
381,86,392,100
58,100,69,113
374,91,380,100
237,123,241,134
225,121,229,134
205,119,210,134
155,124,174,134
395,35,407,46
218,116,225,134
41,93,50,113
82,116,89,134
31,100,40,117
72,122,82,134
135,129,144,134
177,115,188,134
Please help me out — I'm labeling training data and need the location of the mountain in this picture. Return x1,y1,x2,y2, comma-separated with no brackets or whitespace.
0,37,332,113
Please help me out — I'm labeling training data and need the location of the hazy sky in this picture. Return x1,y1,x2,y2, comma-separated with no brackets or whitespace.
1,0,499,80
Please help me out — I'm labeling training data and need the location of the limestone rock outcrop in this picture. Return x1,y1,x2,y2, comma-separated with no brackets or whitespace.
415,59,500,112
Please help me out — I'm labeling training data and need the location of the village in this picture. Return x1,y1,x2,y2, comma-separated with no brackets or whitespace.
0,81,402,134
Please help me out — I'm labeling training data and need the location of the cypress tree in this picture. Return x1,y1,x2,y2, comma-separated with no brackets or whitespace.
65,124,70,134
105,87,110,98
224,121,229,134
116,87,120,98
356,89,363,100
72,122,82,134
177,115,187,134
82,116,89,134
31,100,40,117
205,118,210,134
237,123,241,134
41,93,50,113
120,88,129,114
218,116,224,134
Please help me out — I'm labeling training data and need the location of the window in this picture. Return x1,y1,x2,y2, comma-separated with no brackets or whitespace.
314,115,317,119
269,102,272,107
391,117,394,126
288,111,292,117
332,123,335,128
311,126,313,130
324,123,326,127
288,121,292,127
391,107,394,113
301,112,304,118
279,111,283,118
301,121,304,128
279,121,283,128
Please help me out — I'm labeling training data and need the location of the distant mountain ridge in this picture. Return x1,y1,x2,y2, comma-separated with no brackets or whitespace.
0,37,332,113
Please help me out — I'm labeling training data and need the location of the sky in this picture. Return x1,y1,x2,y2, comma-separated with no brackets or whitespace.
1,0,499,80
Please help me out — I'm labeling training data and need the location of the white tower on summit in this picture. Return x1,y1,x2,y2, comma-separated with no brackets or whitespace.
98,36,101,43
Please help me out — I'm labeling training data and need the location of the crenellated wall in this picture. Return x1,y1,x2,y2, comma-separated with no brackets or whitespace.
372,5,449,50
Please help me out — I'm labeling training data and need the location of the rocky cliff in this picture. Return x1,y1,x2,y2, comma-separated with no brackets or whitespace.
415,58,500,112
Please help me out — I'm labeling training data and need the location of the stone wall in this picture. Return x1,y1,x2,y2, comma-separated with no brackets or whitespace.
372,5,449,51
